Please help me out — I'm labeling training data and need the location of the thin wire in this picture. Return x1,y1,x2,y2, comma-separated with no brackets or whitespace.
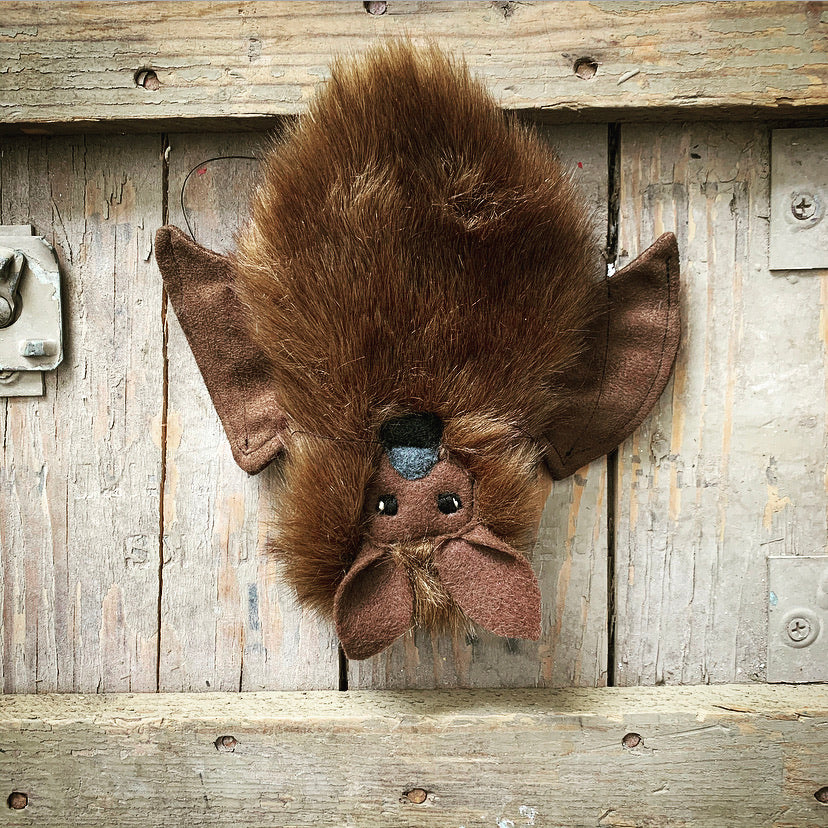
179,155,259,242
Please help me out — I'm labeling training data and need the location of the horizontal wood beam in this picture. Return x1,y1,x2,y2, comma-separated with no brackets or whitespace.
0,686,827,826
1,1,827,133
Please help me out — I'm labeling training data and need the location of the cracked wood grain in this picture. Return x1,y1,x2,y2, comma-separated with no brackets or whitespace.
0,135,164,691
1,1,826,133
0,685,826,827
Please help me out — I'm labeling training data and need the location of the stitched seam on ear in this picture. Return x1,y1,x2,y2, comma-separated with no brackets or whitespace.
558,243,678,473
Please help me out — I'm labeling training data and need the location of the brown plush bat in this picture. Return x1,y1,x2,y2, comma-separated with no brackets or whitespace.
155,42,680,660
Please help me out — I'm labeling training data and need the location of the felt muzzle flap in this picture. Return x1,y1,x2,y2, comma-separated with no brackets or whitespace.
434,525,542,640
154,225,286,474
546,232,681,481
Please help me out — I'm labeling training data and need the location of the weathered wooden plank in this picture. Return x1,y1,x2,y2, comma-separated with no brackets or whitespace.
0,135,164,691
0,686,826,827
350,125,610,688
2,1,826,133
613,122,828,685
160,132,339,691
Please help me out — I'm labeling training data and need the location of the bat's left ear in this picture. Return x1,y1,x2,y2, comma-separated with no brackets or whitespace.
155,226,286,474
546,232,681,480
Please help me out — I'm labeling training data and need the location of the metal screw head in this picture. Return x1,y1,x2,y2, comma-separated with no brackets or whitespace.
782,609,820,648
792,193,817,220
787,617,811,641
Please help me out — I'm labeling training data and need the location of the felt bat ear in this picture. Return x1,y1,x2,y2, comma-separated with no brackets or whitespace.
434,525,541,640
334,542,415,660
154,225,286,474
546,232,680,480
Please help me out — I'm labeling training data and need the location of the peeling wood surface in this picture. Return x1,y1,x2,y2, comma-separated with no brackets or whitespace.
0,136,164,691
0,685,826,827
161,133,339,691
350,125,610,689
1,1,827,133
614,123,828,685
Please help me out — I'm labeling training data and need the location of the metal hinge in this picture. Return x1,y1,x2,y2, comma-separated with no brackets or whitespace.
769,127,828,271
0,225,63,397
767,555,828,682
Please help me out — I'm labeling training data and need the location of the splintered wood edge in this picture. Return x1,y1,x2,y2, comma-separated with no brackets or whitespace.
1,0,827,133
0,686,826,827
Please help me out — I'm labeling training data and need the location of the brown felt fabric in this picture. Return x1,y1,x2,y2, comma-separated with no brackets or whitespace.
154,226,286,474
545,232,681,480
333,541,415,660
435,525,541,640
366,456,474,544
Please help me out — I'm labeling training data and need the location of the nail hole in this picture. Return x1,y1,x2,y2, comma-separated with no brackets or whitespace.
135,68,161,91
7,792,28,810
621,732,642,749
214,735,237,752
402,788,428,804
815,786,828,804
364,1,387,13
573,57,598,80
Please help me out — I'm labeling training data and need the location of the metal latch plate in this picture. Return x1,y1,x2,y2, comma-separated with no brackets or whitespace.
770,127,828,271
767,555,828,682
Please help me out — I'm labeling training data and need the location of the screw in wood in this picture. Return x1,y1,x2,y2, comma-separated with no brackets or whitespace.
621,732,642,749
791,193,817,221
214,735,237,752
574,57,598,80
7,792,28,810
815,787,828,804
402,788,428,804
363,1,387,13
135,69,161,91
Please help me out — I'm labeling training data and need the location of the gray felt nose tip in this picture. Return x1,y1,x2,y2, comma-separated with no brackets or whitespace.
387,446,439,480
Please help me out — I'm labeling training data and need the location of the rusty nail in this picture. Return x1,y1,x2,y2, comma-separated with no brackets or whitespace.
815,787,828,804
622,732,642,749
7,792,28,810
403,788,428,804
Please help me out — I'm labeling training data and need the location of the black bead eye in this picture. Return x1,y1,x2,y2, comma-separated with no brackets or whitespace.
437,492,462,515
376,494,398,516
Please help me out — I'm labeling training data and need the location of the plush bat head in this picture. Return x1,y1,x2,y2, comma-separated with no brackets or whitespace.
155,42,680,660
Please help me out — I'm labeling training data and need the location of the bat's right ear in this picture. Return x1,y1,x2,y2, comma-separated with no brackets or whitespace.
154,225,286,474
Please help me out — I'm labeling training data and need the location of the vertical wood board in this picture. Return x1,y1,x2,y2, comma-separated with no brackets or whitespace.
614,122,828,685
161,131,339,691
0,135,164,691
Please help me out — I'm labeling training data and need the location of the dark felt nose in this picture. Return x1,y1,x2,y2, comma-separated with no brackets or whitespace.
379,413,443,480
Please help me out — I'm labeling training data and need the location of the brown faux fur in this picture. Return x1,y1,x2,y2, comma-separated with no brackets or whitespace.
232,41,603,619
155,41,681,659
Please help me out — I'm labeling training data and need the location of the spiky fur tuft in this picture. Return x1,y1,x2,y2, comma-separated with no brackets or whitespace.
232,41,603,617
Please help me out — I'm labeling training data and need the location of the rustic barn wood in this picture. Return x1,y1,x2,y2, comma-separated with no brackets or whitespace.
0,135,164,692
613,122,828,685
349,125,611,689
0,685,826,827
1,1,826,133
162,132,340,691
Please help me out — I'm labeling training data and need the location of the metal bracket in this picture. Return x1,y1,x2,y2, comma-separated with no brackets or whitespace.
0,225,63,397
769,127,828,271
767,555,828,682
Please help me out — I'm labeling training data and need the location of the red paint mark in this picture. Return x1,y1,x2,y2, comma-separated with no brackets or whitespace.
577,162,583,169
197,167,207,175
